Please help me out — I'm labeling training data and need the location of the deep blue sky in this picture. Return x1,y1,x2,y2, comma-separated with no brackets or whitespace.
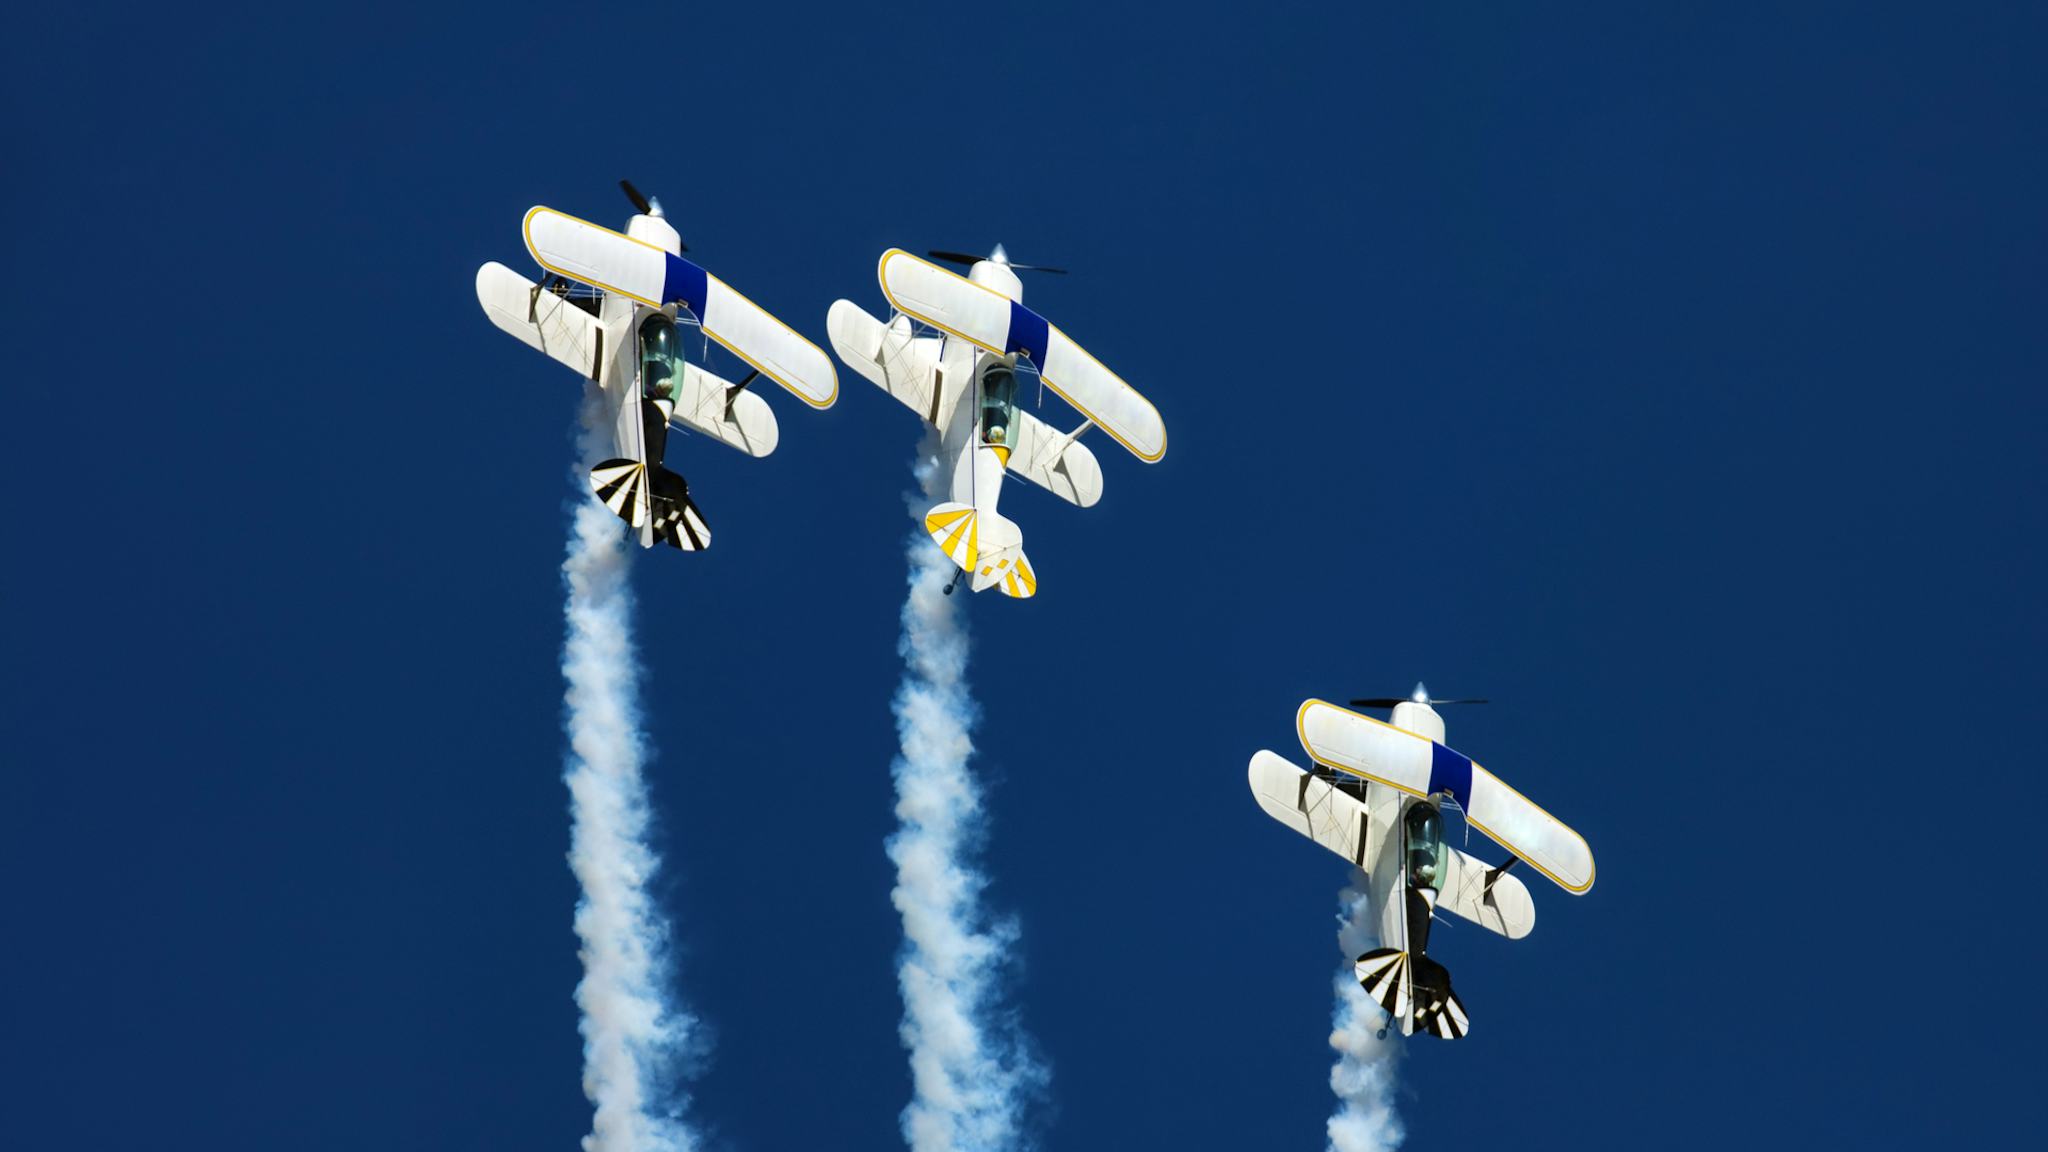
5,3,2043,1148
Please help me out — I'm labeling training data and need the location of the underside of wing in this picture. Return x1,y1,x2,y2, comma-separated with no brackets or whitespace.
523,207,834,409
1301,699,1594,894
1006,411,1104,508
1464,764,1596,894
476,262,607,380
878,249,1014,351
1436,847,1535,939
524,207,685,309
700,277,837,409
877,249,1165,462
1296,699,1437,797
1246,750,1374,870
669,363,779,458
826,299,958,425
1036,328,1165,462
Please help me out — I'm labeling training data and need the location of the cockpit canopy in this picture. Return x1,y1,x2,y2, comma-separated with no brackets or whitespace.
1404,802,1447,891
639,312,680,402
976,354,1022,453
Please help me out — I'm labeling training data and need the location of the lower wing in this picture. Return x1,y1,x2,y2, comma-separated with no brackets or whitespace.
476,261,608,380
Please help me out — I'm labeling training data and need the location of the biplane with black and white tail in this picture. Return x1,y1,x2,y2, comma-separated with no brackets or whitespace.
1248,686,1595,1040
825,247,1164,598
475,181,836,550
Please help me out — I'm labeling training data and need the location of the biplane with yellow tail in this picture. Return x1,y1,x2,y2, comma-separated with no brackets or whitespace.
826,247,1164,598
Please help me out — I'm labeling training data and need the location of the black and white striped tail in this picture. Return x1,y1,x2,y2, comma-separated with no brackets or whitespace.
1355,948,1411,1024
589,459,711,551
1408,954,1468,1040
1354,948,1469,1040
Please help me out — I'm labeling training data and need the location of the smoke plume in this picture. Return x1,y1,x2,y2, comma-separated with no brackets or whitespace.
1327,875,1403,1152
561,388,699,1152
885,445,1046,1152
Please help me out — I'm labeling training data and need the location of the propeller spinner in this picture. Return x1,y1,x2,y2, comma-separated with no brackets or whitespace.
619,179,686,250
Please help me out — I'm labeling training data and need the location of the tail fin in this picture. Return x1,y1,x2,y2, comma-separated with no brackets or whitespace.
1354,948,1469,1040
590,460,711,551
922,503,1038,598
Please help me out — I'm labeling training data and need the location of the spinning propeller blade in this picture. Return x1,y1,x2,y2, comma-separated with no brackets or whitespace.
926,249,1067,275
1352,682,1487,709
1348,697,1489,708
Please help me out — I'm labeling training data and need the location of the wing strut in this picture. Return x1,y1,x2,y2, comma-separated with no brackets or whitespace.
723,368,760,418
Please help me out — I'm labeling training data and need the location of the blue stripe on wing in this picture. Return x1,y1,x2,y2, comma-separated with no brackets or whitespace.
1428,742,1474,809
1005,300,1050,364
662,254,709,317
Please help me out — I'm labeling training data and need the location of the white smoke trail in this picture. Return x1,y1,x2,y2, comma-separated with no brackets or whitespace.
1327,875,1403,1152
561,388,699,1152
886,444,1046,1152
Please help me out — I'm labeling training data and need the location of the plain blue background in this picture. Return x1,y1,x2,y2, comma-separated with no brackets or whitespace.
4,3,2042,1147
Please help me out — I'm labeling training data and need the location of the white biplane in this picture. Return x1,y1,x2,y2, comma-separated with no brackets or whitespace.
1248,686,1595,1040
475,181,836,550
826,247,1164,598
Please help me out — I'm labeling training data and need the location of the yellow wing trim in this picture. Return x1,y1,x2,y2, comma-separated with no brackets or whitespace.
1292,698,1595,895
522,207,837,409
875,249,1165,462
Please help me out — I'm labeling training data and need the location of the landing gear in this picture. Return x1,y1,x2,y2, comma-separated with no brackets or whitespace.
943,567,965,596
1376,1027,1389,1040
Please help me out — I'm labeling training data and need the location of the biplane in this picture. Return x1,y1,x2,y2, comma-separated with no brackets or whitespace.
1248,686,1594,1039
826,247,1164,597
475,181,836,550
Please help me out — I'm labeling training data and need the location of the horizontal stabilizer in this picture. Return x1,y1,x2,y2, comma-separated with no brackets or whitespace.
1355,948,1411,1022
976,544,1037,599
1355,949,1468,1040
1408,955,1469,1040
590,460,710,551
922,504,1036,597
924,502,979,571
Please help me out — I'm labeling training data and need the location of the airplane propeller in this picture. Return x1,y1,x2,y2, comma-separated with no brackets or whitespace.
928,245,1067,275
1350,683,1489,709
620,180,687,251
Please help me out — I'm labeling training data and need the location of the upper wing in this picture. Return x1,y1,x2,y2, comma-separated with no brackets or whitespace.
1247,749,1375,870
1437,847,1535,939
1296,699,1595,894
1007,411,1103,508
522,206,837,409
876,249,1165,462
476,261,608,380
700,277,838,409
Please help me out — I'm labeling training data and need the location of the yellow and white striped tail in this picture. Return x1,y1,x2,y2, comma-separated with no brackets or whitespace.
923,503,1037,598
924,503,980,572
975,549,1037,599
